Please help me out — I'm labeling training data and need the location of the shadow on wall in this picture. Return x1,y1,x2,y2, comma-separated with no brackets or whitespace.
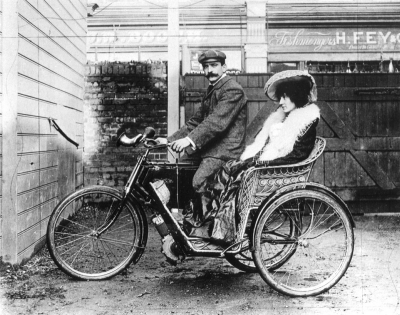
83,61,170,190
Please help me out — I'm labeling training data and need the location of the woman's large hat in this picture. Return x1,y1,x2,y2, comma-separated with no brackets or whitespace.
264,70,317,102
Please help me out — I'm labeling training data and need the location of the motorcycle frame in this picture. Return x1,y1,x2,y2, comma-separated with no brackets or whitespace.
113,137,353,259
120,144,247,258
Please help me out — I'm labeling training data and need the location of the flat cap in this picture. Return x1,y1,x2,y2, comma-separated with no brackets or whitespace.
198,49,226,64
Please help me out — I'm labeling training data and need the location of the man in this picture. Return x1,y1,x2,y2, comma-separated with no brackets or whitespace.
157,50,248,234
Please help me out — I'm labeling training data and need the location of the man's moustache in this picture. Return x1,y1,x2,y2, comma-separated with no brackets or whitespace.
206,73,218,78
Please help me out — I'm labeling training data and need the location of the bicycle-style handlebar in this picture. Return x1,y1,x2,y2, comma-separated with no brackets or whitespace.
117,126,157,146
143,140,169,150
116,129,169,151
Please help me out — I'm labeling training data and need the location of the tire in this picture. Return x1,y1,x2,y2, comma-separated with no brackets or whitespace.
256,211,299,271
47,186,147,280
225,214,297,273
225,239,257,273
252,190,354,297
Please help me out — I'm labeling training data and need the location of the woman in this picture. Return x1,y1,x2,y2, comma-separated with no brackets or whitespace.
240,70,320,165
207,70,321,245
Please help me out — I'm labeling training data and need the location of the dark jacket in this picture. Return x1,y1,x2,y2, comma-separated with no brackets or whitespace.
168,75,248,161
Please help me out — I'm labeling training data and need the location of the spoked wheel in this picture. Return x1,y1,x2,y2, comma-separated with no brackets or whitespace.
47,186,147,280
225,239,257,273
225,212,297,273
225,211,258,273
253,190,354,297
257,211,299,271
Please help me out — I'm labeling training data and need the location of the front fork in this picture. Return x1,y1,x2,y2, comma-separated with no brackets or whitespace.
96,151,150,236
95,197,129,236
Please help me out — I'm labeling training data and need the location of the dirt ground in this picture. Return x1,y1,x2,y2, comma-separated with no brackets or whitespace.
1,215,400,315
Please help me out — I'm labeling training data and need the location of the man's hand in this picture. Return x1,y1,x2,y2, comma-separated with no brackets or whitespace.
170,138,191,153
155,137,168,145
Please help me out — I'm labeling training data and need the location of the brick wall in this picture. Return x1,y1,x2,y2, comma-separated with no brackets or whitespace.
84,61,168,190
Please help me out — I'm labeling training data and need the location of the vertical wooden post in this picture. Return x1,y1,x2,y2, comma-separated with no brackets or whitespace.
245,1,268,73
2,0,19,264
181,44,190,75
168,1,180,161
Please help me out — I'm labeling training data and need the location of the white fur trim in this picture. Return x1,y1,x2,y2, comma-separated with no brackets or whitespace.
240,104,320,161
240,107,285,160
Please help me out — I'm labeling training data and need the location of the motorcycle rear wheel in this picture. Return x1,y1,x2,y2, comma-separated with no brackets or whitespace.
225,215,297,273
225,239,257,273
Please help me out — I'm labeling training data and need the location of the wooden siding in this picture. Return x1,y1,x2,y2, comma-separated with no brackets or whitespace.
184,73,400,214
0,0,3,258
1,0,19,264
17,0,86,262
1,0,86,264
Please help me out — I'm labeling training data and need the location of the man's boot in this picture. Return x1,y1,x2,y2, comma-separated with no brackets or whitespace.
185,193,216,238
183,195,203,228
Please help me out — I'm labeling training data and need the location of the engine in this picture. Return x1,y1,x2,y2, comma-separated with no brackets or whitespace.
161,235,184,266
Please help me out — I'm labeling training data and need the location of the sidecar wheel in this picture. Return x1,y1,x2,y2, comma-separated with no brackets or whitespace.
253,190,354,297
47,186,147,280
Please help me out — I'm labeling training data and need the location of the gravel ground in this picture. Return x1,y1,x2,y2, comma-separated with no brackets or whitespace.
1,215,400,315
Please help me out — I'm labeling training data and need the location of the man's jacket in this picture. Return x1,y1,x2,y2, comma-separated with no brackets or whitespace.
168,75,248,161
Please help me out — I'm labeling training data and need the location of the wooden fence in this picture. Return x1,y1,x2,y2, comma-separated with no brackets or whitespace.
184,73,400,214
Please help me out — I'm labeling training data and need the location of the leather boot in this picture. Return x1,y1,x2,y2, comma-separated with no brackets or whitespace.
185,192,218,239
189,220,213,239
183,195,204,228
184,193,216,226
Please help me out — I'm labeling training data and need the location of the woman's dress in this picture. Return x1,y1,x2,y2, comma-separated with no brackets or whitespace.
209,104,320,244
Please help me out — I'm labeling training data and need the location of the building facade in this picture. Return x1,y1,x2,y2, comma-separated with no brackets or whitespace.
87,0,400,73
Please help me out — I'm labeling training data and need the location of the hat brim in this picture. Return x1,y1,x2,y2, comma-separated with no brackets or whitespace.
264,70,315,101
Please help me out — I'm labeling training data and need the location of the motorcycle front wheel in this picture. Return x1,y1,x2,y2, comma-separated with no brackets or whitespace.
47,186,147,280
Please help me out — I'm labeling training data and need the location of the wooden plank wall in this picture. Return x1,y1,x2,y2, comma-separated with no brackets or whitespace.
9,0,86,263
0,0,3,258
184,73,400,214
312,73,400,213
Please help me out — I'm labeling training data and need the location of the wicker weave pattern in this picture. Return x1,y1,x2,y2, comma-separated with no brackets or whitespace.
234,137,326,243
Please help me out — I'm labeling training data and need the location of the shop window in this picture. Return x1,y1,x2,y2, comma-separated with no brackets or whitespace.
269,62,298,73
306,60,400,73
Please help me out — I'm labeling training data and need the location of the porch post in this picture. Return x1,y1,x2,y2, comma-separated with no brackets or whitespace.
167,1,180,161
245,0,268,73
2,0,19,264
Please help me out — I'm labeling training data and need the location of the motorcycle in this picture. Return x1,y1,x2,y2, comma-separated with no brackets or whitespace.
46,127,355,297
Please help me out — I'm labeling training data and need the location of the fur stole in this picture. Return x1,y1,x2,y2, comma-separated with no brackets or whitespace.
240,103,320,161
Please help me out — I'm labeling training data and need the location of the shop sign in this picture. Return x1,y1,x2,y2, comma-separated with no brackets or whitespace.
268,28,400,52
88,29,243,47
88,30,208,46
354,88,400,96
